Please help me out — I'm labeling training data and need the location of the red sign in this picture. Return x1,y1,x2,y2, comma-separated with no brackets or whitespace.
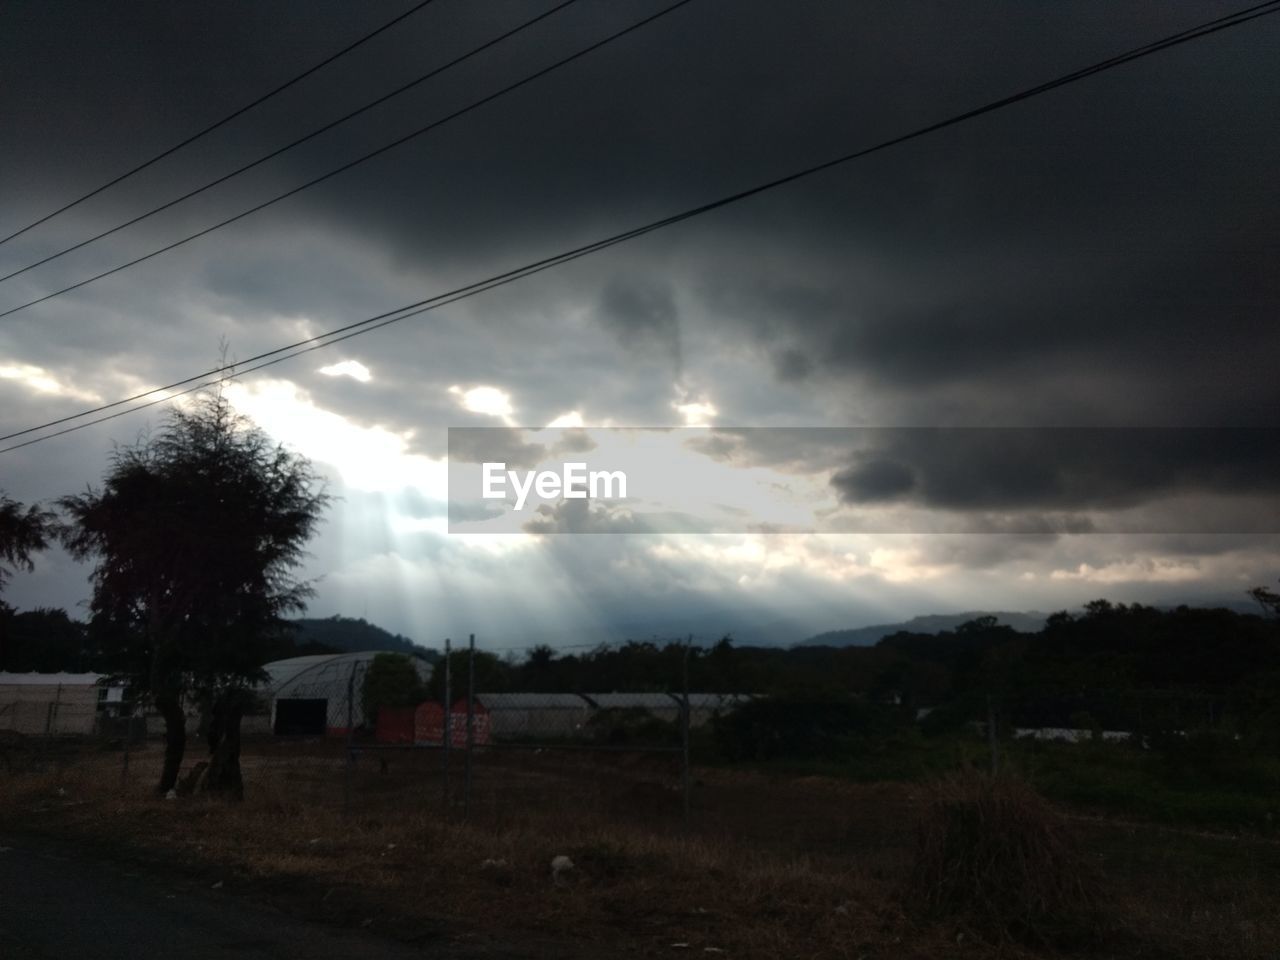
375,706,415,744
413,700,490,746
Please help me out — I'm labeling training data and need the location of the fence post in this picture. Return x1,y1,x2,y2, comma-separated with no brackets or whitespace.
464,633,475,819
344,661,357,816
442,637,452,811
45,683,63,739
986,694,999,775
681,638,691,825
121,698,133,787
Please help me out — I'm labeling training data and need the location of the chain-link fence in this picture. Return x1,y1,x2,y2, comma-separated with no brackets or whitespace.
323,639,756,824
0,677,137,738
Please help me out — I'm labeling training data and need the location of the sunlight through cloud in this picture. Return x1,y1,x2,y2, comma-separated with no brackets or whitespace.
449,384,515,425
318,359,372,382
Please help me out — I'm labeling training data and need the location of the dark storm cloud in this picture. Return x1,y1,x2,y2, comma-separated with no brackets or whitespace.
597,278,682,372
827,429,1280,513
5,0,1276,436
831,458,915,503
3,1,1279,629
678,427,1280,533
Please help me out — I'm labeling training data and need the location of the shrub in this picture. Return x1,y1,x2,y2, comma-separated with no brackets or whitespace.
1158,728,1278,792
908,771,1098,945
712,695,898,761
585,707,677,746
919,694,982,737
361,652,426,724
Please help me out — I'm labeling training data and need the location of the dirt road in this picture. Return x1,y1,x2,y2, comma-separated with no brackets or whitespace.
0,835,512,959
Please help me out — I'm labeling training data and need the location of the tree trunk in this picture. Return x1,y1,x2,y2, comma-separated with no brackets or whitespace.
156,694,186,794
202,691,244,800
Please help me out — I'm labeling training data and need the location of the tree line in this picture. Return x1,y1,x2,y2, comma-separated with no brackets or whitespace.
387,598,1280,743
3,388,1279,787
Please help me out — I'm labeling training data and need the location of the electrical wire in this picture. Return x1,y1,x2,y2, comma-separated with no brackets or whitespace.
2,0,1276,455
0,0,439,247
0,0,698,322
0,0,583,285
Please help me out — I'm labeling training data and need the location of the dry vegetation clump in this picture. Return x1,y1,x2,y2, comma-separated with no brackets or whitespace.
908,770,1101,945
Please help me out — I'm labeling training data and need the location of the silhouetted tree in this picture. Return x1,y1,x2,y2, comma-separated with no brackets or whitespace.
0,607,92,672
0,491,57,593
1249,580,1280,619
61,391,328,796
0,492,60,670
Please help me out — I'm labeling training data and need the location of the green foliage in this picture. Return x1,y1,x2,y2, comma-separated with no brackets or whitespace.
1157,728,1278,792
712,694,902,761
0,607,92,672
424,648,509,701
585,707,678,746
1013,736,1280,832
361,652,426,723
919,693,984,737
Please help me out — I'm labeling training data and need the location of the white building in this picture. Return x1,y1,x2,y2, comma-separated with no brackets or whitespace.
255,651,433,736
0,672,124,735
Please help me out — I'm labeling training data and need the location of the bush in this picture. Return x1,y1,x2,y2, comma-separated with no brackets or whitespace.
712,695,899,761
1158,728,1279,792
908,771,1099,945
585,707,678,746
919,694,982,737
361,652,426,724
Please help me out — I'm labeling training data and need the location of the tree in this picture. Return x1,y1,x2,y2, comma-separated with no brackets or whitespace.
0,491,57,594
1249,580,1280,619
61,391,328,796
361,652,426,724
425,649,509,701
0,492,59,670
0,607,92,672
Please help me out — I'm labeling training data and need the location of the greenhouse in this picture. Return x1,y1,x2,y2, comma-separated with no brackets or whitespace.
253,651,433,737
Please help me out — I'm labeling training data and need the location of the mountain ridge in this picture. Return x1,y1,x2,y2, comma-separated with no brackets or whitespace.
797,611,1051,648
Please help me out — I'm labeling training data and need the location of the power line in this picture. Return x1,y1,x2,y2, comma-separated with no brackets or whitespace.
0,0,439,248
0,0,698,322
2,1,1276,455
0,0,583,286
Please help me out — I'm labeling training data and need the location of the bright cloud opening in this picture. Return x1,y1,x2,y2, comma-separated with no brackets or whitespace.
222,378,445,495
449,384,515,424
318,359,372,382
547,410,584,428
0,363,100,403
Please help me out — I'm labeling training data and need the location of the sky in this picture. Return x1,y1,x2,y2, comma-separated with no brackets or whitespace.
1,0,1277,648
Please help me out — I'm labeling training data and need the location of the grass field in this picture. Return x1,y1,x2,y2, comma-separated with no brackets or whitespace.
2,735,1278,958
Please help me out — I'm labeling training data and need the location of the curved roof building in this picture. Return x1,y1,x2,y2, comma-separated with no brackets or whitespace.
259,651,433,736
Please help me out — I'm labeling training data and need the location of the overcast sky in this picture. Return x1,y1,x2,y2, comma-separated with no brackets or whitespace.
1,0,1277,648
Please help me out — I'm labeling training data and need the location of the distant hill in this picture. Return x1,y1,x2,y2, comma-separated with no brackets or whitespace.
798,611,1049,648
287,616,438,662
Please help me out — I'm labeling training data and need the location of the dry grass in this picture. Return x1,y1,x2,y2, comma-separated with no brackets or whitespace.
907,772,1100,947
1,741,1277,958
